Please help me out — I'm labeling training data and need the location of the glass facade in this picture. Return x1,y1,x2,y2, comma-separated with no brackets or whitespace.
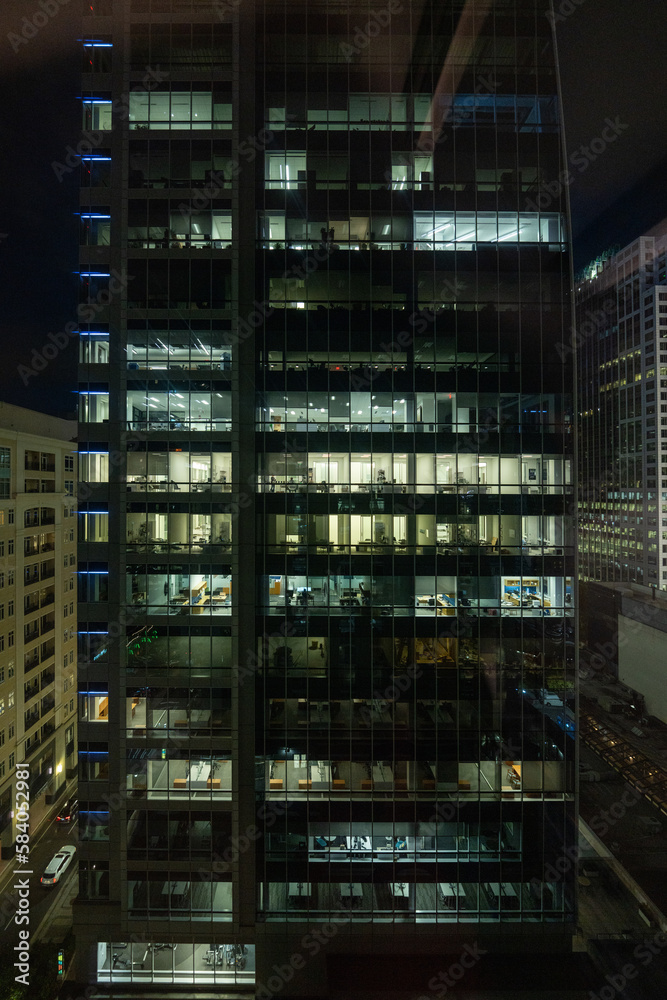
76,0,575,990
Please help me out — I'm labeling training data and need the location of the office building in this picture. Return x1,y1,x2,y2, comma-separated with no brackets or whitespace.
75,0,576,991
0,402,77,859
577,222,667,588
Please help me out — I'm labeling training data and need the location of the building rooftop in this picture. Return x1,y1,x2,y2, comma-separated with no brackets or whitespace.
0,400,76,442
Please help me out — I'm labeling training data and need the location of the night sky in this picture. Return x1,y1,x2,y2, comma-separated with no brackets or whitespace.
0,0,666,416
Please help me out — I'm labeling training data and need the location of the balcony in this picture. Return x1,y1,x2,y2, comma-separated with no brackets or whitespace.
40,640,55,663
40,617,55,636
41,695,56,715
40,566,55,582
40,671,55,689
24,709,40,731
24,683,40,703
41,721,55,739
24,653,39,672
40,592,55,608
23,736,41,759
24,541,39,557
23,626,40,644
24,599,39,615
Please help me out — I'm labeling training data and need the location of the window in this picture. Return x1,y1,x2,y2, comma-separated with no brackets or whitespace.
63,656,68,669
8,724,13,739
8,601,13,616
0,667,3,683
0,763,4,779
7,540,13,555
65,480,75,496
70,602,74,615
8,665,13,679
8,632,13,648
7,571,13,585
0,730,3,747
70,555,76,566
0,637,4,652
0,448,10,499
64,557,68,568
0,542,4,556
0,606,3,621
0,574,3,588
65,455,75,472
8,753,14,769
64,605,68,618
8,691,13,708
0,699,4,716
8,511,13,525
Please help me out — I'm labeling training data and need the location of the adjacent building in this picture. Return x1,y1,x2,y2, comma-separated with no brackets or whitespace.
577,221,667,588
0,402,77,859
75,0,576,992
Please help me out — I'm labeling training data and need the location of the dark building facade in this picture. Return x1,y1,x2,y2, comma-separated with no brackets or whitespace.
75,0,576,991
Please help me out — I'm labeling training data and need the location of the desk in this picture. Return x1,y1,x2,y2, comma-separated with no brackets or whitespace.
487,882,518,899
186,762,211,789
288,882,311,897
310,762,331,789
162,881,188,897
439,882,464,905
309,703,331,726
391,883,410,898
372,764,393,789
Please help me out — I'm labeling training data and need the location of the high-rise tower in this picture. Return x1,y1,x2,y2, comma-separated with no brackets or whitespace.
75,0,576,991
